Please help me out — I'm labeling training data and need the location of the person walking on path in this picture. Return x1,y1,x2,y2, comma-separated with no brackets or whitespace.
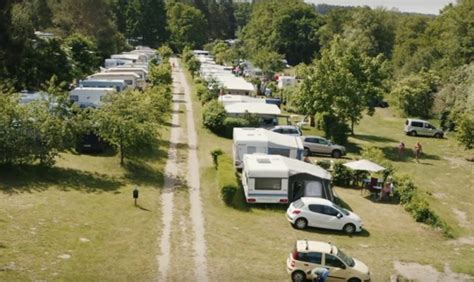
398,141,405,160
414,142,423,163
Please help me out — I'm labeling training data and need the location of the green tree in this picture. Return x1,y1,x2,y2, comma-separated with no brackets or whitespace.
63,34,100,79
149,62,172,86
94,90,162,165
158,45,173,61
252,49,285,80
391,70,439,118
186,56,201,78
167,2,207,52
125,0,168,47
295,37,390,136
241,0,323,65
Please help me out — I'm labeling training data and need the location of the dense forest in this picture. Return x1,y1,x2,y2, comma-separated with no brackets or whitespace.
0,0,473,148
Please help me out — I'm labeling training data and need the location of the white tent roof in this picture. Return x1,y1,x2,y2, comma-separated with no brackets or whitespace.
343,159,385,172
233,128,304,150
225,103,281,116
218,95,265,106
244,154,331,179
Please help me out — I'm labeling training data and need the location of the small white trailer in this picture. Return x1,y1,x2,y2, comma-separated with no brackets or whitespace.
79,79,128,92
242,154,333,204
233,128,304,169
70,87,116,108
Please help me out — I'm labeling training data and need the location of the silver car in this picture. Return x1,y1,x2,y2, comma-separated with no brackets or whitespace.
404,119,444,138
301,136,346,158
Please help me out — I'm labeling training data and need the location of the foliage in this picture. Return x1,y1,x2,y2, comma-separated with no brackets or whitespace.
331,162,353,187
63,34,100,79
391,69,439,118
241,0,323,65
455,113,474,150
215,153,239,206
361,146,395,179
251,49,285,79
94,90,165,165
166,2,207,52
233,2,253,32
199,78,221,104
296,37,390,136
202,100,226,134
316,160,331,170
195,83,207,100
316,113,350,145
186,56,201,78
124,0,168,47
149,62,172,86
222,115,262,138
158,44,173,61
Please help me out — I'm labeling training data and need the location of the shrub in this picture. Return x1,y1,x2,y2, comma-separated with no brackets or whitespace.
316,160,331,170
195,83,207,100
332,161,353,187
222,114,262,138
202,100,226,133
215,153,239,205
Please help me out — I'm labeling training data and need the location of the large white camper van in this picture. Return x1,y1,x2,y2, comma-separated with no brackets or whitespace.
70,87,116,108
241,154,333,204
233,128,304,169
88,72,141,90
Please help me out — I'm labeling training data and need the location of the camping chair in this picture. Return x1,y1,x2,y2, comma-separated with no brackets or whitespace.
365,177,382,198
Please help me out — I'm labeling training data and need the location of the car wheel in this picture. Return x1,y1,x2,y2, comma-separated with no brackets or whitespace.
434,133,443,139
410,131,417,136
295,218,307,230
343,223,356,234
348,278,361,282
332,150,342,158
304,147,310,156
291,270,306,282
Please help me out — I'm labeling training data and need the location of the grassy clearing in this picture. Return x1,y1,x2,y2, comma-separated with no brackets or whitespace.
183,67,474,281
0,126,170,280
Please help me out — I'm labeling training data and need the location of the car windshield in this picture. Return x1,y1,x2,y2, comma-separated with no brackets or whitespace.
337,248,355,267
293,199,304,209
332,203,350,216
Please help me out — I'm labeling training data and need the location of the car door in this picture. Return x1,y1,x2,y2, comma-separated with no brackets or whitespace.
304,138,318,152
321,205,343,230
423,122,436,136
298,252,324,275
324,254,348,282
317,138,332,154
307,204,326,228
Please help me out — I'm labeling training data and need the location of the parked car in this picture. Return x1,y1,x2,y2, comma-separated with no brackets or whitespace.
300,136,346,158
269,125,302,136
287,240,371,282
287,197,363,234
404,119,444,138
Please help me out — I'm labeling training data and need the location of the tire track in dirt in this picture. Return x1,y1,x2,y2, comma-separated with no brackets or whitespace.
156,64,183,281
176,58,209,282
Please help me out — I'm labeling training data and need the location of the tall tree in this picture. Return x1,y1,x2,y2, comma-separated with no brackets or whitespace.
167,2,207,52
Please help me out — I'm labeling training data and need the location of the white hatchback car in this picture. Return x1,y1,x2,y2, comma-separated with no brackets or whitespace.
287,197,363,234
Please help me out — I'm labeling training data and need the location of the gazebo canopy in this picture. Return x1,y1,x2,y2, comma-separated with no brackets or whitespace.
343,159,385,172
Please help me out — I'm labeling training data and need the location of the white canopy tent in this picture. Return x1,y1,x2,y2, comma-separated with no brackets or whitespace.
343,159,385,172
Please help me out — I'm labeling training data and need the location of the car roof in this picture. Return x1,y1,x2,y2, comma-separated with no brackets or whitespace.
300,197,333,205
296,240,337,254
407,118,429,123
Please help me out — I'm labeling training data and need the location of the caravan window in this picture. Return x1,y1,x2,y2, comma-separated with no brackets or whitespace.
304,181,323,197
254,178,281,190
124,80,133,85
268,148,290,157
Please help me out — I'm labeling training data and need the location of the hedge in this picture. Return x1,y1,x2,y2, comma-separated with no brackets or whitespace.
215,153,239,205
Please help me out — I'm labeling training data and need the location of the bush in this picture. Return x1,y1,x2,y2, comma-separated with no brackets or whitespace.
318,113,349,145
332,162,353,187
202,100,226,133
195,83,207,100
222,114,262,138
215,153,239,205
316,160,331,170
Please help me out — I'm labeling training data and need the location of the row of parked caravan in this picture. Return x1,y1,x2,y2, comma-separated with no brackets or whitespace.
70,46,158,108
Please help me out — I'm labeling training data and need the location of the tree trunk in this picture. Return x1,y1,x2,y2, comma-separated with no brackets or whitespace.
310,115,315,127
351,118,355,136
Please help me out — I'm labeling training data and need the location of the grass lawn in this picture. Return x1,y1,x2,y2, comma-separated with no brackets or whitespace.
184,68,474,281
0,126,170,280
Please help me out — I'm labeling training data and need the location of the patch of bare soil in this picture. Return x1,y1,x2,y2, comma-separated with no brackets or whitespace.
448,236,474,246
452,208,470,228
394,261,474,281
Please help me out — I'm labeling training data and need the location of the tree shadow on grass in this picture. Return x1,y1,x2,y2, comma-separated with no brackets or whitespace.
380,147,441,162
0,165,123,195
123,160,164,187
127,139,169,163
345,142,363,155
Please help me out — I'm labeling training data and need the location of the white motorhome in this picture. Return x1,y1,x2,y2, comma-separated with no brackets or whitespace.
242,154,333,204
88,72,141,90
111,53,148,63
79,79,127,92
70,87,116,108
106,67,148,81
233,128,304,168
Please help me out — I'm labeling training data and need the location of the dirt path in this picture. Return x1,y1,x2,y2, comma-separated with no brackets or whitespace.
176,58,209,282
156,64,182,281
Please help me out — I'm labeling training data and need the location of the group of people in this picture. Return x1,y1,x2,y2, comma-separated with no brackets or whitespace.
398,141,423,162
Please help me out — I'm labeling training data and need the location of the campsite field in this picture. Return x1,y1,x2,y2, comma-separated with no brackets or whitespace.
185,70,474,281
0,128,170,280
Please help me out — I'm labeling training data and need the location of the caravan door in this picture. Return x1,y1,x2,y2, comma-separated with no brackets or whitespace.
304,181,323,198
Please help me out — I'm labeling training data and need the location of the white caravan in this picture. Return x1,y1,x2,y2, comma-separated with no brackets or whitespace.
242,154,333,204
79,79,127,92
106,67,148,81
233,128,304,169
88,72,141,90
70,87,116,108
111,53,148,63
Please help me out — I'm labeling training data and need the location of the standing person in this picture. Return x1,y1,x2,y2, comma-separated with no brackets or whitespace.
414,142,423,163
398,141,405,160
304,154,311,163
